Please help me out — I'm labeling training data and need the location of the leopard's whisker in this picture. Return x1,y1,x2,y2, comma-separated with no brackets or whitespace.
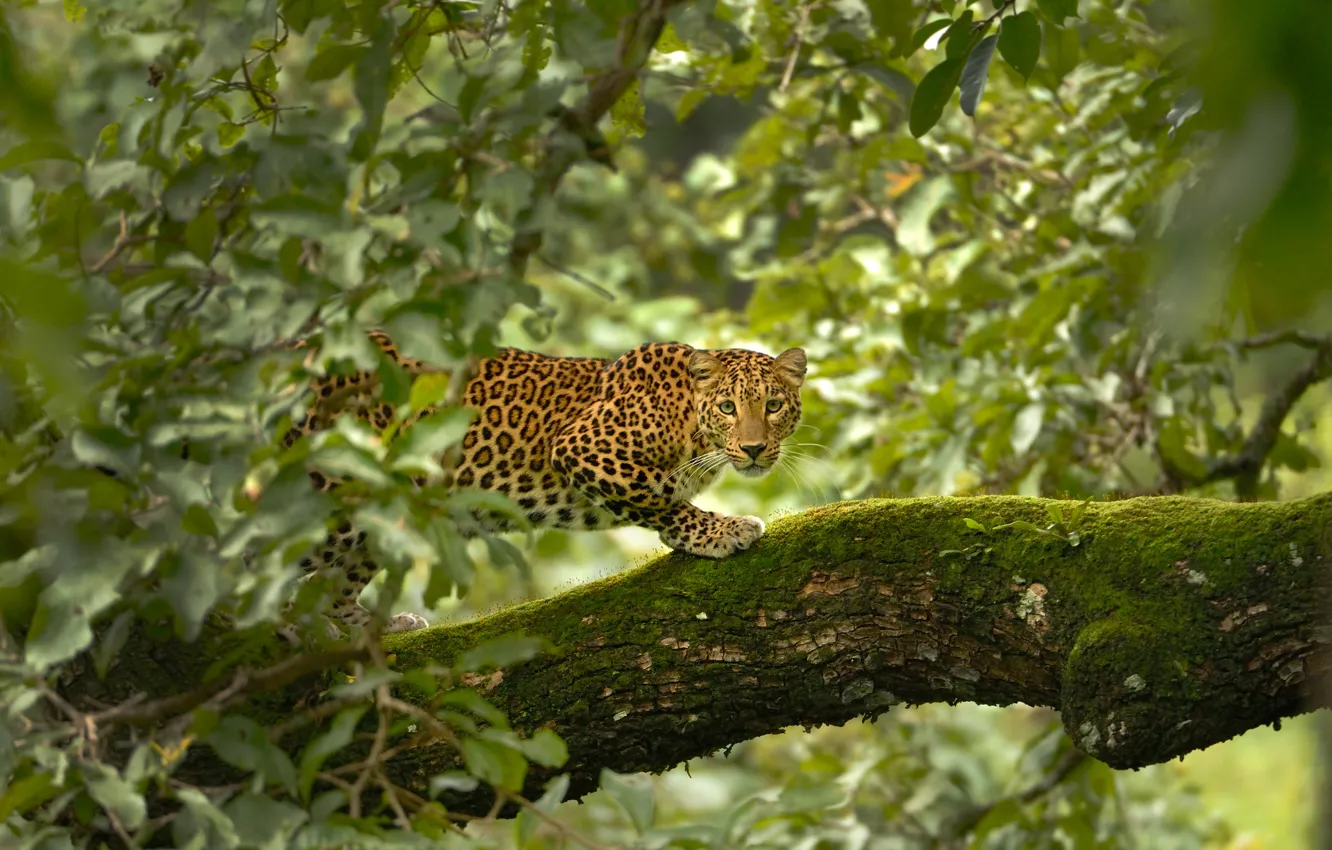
784,440,833,453
684,451,732,489
664,450,724,484
777,453,823,503
665,450,728,491
779,449,840,481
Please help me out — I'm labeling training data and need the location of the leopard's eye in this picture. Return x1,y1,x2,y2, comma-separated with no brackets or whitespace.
718,400,736,415
765,398,784,413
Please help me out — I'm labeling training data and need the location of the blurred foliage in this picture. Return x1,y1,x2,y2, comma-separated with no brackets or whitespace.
1,0,1329,847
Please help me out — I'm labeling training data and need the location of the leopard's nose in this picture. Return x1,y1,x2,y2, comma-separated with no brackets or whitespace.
740,442,766,460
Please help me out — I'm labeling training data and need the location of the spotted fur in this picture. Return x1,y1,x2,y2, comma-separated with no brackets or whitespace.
283,332,807,635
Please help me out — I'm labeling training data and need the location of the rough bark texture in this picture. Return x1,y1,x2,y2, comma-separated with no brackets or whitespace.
68,494,1332,813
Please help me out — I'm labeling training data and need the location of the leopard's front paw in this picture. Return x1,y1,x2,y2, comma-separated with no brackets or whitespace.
669,514,766,559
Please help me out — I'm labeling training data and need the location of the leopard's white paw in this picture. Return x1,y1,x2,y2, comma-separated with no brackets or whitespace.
670,514,766,559
385,612,429,634
727,515,766,551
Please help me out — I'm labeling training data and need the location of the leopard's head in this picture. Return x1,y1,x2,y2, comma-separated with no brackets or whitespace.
689,346,807,478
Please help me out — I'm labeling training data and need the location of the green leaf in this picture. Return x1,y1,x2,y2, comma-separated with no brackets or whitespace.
869,0,914,54
897,176,955,255
600,769,655,835
1042,22,1081,84
959,34,998,117
84,765,146,830
206,716,300,797
181,504,219,537
92,609,135,679
217,122,245,148
943,10,977,59
439,688,511,729
1036,0,1078,25
0,773,62,821
185,206,218,262
160,552,225,641
963,518,987,532
973,797,1025,842
909,57,964,137
388,407,476,475
461,737,528,792
908,19,953,56
407,200,461,245
1158,418,1208,481
350,18,393,161
457,73,489,125
223,793,309,848
518,729,568,768
306,44,367,82
253,53,279,93
299,707,367,800
375,353,412,409
610,78,646,138
998,11,1041,80
174,788,240,848
456,632,552,672
429,771,480,797
1046,503,1066,526
0,139,81,171
407,372,452,415
1011,403,1044,454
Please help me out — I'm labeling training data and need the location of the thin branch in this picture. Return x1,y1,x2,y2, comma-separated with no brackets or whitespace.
508,0,685,278
1158,334,1332,498
535,254,616,301
90,647,368,727
779,3,809,93
1228,329,1330,352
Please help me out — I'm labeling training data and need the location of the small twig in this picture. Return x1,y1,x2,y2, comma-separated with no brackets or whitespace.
1227,330,1330,352
498,787,619,850
347,683,395,818
779,4,809,93
534,255,616,301
977,0,1018,29
89,212,150,274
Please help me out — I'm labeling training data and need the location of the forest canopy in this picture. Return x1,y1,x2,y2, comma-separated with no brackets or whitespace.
1,0,1330,847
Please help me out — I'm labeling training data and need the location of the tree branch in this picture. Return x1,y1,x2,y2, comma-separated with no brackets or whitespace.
65,494,1332,816
1159,335,1332,497
507,0,683,277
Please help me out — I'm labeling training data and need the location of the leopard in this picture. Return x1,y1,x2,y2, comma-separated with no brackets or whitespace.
281,331,808,636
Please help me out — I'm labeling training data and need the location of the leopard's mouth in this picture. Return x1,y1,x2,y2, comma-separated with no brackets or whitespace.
733,458,773,478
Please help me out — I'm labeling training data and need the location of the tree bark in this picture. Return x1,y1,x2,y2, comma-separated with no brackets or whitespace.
67,493,1332,813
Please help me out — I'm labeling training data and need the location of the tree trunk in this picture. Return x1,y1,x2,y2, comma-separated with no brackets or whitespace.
66,493,1332,814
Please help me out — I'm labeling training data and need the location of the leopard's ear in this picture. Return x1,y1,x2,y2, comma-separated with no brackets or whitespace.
774,348,807,388
688,350,724,384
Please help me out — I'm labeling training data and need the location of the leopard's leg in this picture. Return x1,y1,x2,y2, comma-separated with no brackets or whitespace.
554,436,765,558
280,522,428,641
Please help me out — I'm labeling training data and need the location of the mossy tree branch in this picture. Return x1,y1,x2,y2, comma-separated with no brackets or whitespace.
69,494,1331,815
